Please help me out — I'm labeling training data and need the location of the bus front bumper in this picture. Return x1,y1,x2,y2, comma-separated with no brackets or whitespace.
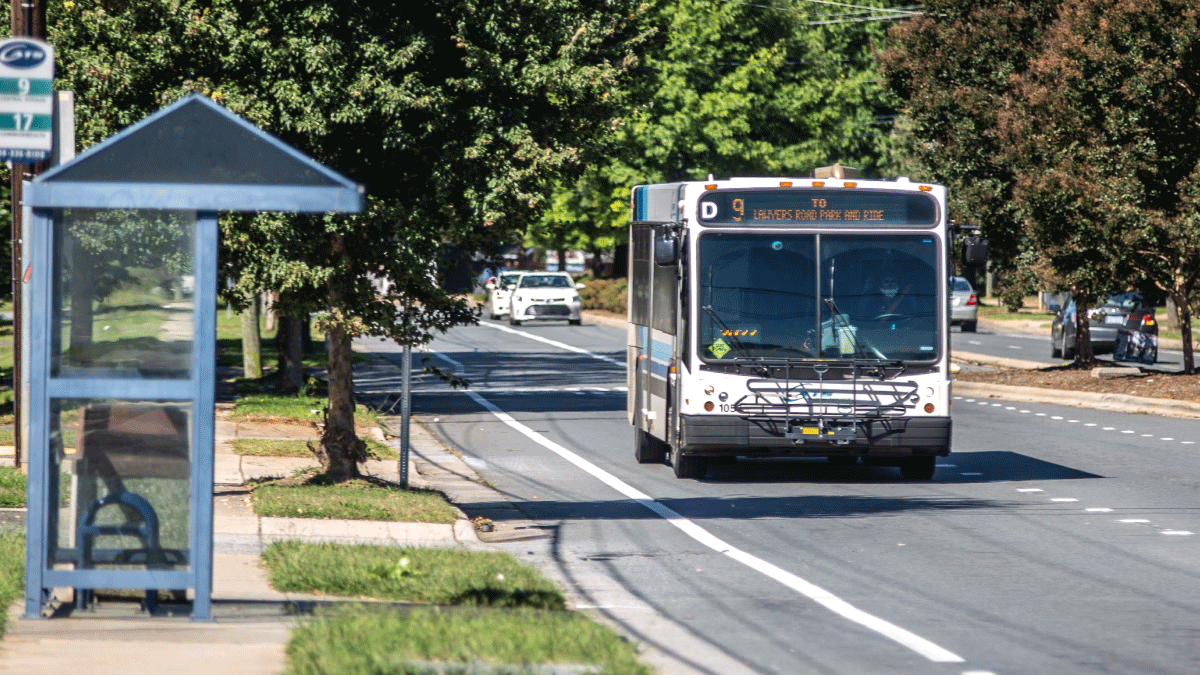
679,415,951,457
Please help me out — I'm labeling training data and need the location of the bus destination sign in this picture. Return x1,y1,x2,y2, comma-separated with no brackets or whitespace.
697,189,938,227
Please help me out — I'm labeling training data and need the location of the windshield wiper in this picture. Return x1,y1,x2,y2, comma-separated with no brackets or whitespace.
823,298,867,360
702,304,751,357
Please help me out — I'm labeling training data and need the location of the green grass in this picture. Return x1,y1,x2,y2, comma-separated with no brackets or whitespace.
0,530,24,637
285,605,653,675
0,467,24,508
252,479,456,522
231,392,377,427
231,437,397,460
263,540,565,609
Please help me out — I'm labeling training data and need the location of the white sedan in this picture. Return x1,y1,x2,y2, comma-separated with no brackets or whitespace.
485,272,525,319
508,272,584,326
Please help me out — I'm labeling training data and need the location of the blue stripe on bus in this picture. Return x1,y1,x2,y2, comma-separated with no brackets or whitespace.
649,359,671,379
633,185,648,221
650,338,673,363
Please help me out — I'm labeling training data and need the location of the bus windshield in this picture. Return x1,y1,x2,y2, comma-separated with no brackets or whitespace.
698,233,939,362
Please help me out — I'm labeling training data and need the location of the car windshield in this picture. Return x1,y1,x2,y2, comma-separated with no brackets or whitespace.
498,273,523,288
697,233,940,361
519,274,572,289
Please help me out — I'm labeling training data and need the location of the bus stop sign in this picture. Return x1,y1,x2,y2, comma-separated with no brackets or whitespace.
0,37,54,163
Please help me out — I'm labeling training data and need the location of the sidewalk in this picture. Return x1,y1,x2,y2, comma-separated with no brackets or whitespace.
0,406,485,675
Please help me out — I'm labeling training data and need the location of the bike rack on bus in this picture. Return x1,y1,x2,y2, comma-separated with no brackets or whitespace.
728,359,919,444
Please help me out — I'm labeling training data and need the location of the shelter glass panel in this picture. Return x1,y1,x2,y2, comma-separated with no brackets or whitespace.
53,209,196,379
49,399,192,572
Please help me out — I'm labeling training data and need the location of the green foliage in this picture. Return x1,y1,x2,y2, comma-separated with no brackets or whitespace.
882,0,1200,369
580,277,628,314
538,0,906,256
49,0,656,470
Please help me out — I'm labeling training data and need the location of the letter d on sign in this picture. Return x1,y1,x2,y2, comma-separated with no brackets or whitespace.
701,201,718,220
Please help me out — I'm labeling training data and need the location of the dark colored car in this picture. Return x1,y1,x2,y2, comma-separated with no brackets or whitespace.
1050,292,1158,363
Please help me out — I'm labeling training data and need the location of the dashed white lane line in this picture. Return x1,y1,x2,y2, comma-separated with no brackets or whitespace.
1086,508,1113,513
1162,530,1195,536
954,396,1200,447
1119,519,1151,524
1051,498,1079,503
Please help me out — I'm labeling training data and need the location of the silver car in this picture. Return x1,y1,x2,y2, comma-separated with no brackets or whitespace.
950,276,978,332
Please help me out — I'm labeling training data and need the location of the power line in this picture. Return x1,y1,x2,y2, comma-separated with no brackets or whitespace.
714,0,923,23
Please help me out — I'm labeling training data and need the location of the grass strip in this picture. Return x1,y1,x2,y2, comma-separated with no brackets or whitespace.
232,437,397,460
231,392,377,427
252,480,456,523
263,540,564,609
0,530,25,636
285,605,651,675
0,467,25,508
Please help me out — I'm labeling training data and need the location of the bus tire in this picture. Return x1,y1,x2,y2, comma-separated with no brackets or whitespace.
672,446,708,479
899,456,936,480
634,429,667,464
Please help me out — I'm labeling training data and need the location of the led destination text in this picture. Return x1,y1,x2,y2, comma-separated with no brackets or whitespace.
698,189,937,227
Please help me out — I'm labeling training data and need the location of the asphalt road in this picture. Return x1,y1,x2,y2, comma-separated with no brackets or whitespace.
952,322,1185,372
358,319,1200,675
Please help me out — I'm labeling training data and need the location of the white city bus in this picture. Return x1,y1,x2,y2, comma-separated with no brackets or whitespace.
627,168,955,480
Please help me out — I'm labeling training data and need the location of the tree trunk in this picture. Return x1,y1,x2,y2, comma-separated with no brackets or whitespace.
315,317,365,479
315,233,365,480
1166,296,1180,332
1171,288,1194,374
1074,299,1096,365
69,247,94,360
240,295,262,378
264,291,276,332
275,315,304,393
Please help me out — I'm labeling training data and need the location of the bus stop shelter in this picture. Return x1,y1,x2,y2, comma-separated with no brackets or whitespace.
20,93,363,620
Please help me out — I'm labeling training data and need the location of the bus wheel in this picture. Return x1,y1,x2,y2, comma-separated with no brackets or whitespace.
899,456,936,480
672,447,708,479
634,429,667,464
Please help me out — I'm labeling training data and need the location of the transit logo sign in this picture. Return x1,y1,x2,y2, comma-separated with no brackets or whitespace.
0,37,54,162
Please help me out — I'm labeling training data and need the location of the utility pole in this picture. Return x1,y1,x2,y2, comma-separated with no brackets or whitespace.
10,0,46,470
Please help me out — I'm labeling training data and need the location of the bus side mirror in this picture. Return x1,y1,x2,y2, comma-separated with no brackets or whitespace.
962,237,988,266
654,234,679,265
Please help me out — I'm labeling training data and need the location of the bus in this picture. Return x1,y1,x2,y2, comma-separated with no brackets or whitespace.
627,167,958,480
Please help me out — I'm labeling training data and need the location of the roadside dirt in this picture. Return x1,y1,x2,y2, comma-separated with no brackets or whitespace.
953,365,1200,403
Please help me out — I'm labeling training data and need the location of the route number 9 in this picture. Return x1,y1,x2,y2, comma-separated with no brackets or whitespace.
732,198,744,221
17,78,29,96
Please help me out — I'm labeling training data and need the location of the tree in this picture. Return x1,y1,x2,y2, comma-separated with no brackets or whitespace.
878,0,1060,276
1004,0,1200,372
882,0,1200,371
541,0,912,264
50,0,654,478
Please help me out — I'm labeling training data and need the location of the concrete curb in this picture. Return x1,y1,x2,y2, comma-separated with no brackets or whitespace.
954,380,1200,419
952,350,1049,370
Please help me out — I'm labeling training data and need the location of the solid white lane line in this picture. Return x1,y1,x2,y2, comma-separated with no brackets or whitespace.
449,380,964,663
479,322,623,366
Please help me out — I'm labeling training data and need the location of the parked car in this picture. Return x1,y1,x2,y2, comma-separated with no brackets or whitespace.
1049,291,1157,362
950,276,978,332
485,271,525,319
509,272,584,326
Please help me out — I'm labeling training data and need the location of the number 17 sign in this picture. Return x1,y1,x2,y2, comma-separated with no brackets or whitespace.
0,37,54,163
